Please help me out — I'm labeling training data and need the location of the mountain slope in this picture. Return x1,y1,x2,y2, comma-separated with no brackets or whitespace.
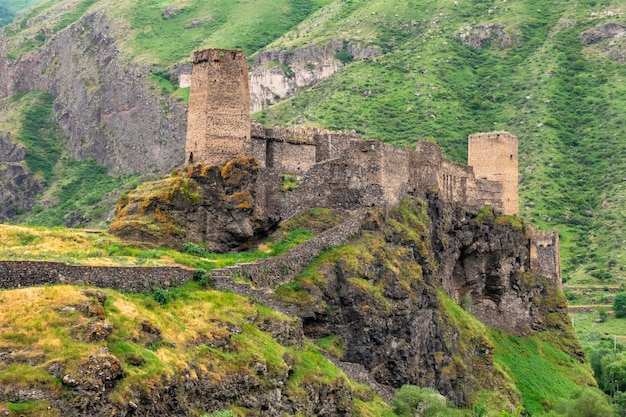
0,0,624,285
252,0,626,286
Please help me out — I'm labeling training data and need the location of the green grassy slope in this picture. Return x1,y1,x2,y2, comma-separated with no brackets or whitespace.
0,0,45,27
252,0,626,288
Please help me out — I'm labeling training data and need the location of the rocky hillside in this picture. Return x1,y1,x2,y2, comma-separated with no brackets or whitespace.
0,184,598,416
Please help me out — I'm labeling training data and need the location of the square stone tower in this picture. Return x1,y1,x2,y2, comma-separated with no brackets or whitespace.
468,132,518,215
185,49,250,166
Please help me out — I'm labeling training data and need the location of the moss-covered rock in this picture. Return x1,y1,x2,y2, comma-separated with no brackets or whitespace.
109,157,280,252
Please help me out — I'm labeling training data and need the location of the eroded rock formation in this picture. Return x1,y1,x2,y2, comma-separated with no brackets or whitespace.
249,39,382,112
0,12,186,175
0,132,41,220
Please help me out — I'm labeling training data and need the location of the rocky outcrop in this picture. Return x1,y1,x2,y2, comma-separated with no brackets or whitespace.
582,22,626,62
0,132,41,220
110,158,281,252
274,196,572,406
249,39,382,112
456,23,517,49
0,12,187,175
582,22,626,44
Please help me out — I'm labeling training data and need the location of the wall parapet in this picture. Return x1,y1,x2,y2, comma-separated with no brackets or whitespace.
0,261,195,292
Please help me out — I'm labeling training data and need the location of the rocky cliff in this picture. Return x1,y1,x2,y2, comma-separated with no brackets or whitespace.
249,39,381,113
110,158,281,252
0,182,586,416
0,132,41,220
107,157,583,412
0,11,186,175
278,196,578,407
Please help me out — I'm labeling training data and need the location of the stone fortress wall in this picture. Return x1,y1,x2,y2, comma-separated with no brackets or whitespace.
184,48,560,284
0,261,195,292
528,224,562,285
185,50,516,216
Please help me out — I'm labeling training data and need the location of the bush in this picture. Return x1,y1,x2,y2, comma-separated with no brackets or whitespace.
392,385,464,416
598,308,608,323
193,269,211,287
152,288,173,306
560,387,614,417
614,293,626,318
182,242,208,257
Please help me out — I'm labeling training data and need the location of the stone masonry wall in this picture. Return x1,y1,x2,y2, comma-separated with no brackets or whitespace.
211,210,366,289
185,49,250,166
410,140,503,213
528,225,562,286
381,144,411,207
0,261,195,292
468,132,518,215
267,140,317,175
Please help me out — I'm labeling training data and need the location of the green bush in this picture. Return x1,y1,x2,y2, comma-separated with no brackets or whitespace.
193,269,211,286
391,385,464,417
614,293,626,318
182,242,208,257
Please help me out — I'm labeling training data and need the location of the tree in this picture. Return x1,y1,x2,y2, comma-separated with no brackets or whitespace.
564,388,614,417
613,293,626,318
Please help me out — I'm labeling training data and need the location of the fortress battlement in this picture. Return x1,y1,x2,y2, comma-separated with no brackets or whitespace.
178,47,561,284
184,49,520,215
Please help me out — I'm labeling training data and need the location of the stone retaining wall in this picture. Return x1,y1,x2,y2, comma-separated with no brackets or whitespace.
0,261,195,292
212,210,366,289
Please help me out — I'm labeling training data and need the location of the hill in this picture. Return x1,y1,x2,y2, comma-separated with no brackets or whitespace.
0,0,623,285
0,0,624,374
0,194,601,416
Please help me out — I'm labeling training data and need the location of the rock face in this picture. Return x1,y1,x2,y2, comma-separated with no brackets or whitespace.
0,12,187,175
456,23,517,49
110,157,281,252
0,132,41,220
289,196,572,406
582,22,626,62
249,39,382,112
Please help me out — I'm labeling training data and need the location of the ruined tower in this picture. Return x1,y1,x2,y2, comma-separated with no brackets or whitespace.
528,225,562,286
468,132,519,215
185,49,250,166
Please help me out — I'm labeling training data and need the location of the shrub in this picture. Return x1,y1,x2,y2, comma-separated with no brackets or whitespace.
152,288,173,306
392,385,463,416
193,269,211,287
614,293,626,318
182,242,208,257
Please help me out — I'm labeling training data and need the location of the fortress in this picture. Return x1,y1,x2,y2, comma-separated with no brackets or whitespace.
186,48,520,216
185,48,561,284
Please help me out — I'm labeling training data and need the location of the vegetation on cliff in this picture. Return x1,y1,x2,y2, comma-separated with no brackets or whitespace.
0,197,610,416
0,0,625,411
